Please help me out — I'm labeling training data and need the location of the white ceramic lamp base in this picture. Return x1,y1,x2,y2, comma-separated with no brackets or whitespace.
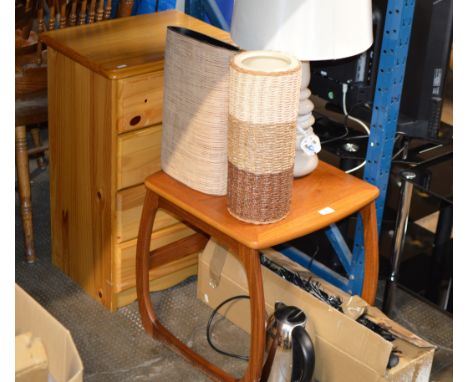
293,61,321,178
294,149,319,178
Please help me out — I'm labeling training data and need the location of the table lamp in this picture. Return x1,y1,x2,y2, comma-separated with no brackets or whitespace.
231,0,373,177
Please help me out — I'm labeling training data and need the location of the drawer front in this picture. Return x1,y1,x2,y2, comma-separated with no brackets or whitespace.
115,255,198,309
117,125,162,190
116,72,164,133
114,223,196,293
116,184,180,243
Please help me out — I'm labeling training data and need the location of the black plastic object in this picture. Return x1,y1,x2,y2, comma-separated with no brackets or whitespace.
387,351,400,369
291,326,315,382
167,26,239,51
274,302,306,324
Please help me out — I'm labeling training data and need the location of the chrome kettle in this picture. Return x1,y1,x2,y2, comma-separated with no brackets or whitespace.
261,302,315,382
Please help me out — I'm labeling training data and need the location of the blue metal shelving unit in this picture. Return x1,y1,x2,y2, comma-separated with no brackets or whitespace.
184,0,417,296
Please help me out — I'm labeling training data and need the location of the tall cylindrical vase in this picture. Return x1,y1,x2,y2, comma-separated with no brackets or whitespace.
228,51,302,224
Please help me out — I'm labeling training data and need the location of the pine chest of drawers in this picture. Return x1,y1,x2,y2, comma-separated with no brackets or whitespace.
42,10,231,311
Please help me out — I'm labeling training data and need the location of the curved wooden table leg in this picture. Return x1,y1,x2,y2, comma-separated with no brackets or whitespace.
235,245,266,382
136,190,159,333
16,125,36,263
135,191,237,382
360,202,379,305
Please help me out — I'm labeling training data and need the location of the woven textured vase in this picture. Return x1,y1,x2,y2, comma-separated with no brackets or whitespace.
161,27,239,195
228,51,302,224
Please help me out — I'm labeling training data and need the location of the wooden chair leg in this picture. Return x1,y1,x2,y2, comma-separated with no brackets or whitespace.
16,125,36,263
234,245,266,382
360,202,379,305
118,0,135,17
30,126,47,169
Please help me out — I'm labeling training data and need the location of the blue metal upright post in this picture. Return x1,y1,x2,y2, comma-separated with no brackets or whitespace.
350,0,416,295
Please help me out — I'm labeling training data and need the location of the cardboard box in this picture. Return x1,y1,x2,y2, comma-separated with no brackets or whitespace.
197,240,435,382
15,285,83,382
16,332,49,382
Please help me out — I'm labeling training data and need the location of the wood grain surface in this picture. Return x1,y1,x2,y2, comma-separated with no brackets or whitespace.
145,161,380,249
116,184,180,243
40,10,234,80
117,125,162,190
114,223,196,292
116,71,164,133
48,49,115,307
360,202,379,305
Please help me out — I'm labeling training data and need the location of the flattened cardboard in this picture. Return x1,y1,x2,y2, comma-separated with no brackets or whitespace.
197,239,435,382
15,285,83,382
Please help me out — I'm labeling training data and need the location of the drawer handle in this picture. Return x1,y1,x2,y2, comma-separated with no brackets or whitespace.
130,115,141,126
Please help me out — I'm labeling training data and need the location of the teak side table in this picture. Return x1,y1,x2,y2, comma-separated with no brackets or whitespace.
136,161,380,382
41,11,232,311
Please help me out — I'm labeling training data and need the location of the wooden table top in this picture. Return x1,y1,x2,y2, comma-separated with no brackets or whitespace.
40,10,233,80
145,161,379,249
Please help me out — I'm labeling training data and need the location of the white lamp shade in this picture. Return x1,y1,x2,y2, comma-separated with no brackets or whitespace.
231,0,373,61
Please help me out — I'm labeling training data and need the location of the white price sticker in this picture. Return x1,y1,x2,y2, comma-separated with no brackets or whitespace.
318,207,335,215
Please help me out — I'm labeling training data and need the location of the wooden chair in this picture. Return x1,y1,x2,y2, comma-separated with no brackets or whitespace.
136,162,380,381
15,0,127,262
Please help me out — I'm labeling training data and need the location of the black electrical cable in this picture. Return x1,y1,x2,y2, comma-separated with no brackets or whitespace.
305,244,320,270
320,127,349,145
319,101,370,145
344,101,371,115
341,102,410,163
206,295,250,361
344,134,371,141
155,0,160,12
